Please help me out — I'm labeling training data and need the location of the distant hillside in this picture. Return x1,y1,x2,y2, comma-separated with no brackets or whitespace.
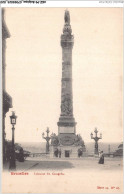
18,141,121,154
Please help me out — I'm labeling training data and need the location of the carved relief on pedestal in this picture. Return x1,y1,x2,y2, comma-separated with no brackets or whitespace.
61,94,73,116
51,133,59,146
60,136,74,146
74,134,85,147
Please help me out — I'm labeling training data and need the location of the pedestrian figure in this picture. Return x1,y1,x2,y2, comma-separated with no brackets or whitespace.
58,149,61,158
54,149,58,157
98,151,104,164
78,149,83,158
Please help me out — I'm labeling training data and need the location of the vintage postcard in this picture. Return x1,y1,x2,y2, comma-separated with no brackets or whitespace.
1,1,123,193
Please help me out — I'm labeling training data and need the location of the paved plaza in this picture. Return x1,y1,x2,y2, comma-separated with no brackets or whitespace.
4,156,123,171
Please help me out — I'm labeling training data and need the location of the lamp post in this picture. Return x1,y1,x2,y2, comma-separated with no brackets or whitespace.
42,127,51,153
9,111,17,170
90,128,102,155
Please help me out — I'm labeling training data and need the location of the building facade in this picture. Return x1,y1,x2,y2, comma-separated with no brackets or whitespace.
2,9,12,163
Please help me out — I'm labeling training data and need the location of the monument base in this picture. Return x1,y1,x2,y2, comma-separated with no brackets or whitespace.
50,133,86,158
50,145,84,158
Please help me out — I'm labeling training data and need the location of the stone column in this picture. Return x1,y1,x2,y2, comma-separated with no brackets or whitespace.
58,10,76,134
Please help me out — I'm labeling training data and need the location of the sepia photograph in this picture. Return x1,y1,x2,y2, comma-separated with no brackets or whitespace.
1,5,123,193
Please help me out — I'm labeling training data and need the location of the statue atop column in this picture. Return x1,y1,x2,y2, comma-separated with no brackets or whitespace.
63,10,72,35
64,10,70,24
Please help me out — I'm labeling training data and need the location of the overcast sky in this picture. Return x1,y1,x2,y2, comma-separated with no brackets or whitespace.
4,7,123,143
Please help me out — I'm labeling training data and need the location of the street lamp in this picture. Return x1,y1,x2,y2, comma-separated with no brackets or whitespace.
90,128,102,155
42,127,51,153
9,111,17,170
